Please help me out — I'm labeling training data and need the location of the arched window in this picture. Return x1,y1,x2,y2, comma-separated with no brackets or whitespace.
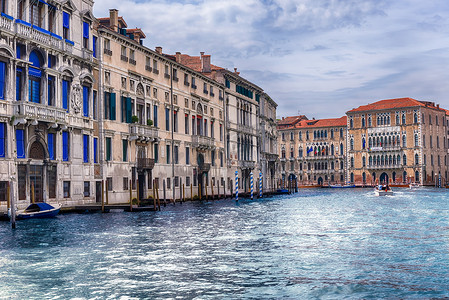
362,138,366,149
369,156,372,165
340,128,343,137
403,154,407,165
350,138,354,150
396,114,400,125
397,154,401,165
298,147,303,157
362,172,366,183
350,173,354,183
414,134,418,147
369,137,372,148
402,135,406,147
331,144,334,155
368,115,372,126
350,157,354,168
29,50,44,103
415,153,419,165
362,156,366,167
387,115,390,125
389,155,392,165
415,171,419,182
429,114,432,124
414,113,418,124
340,143,343,155
381,155,384,165
393,155,396,165
402,114,406,124
340,161,343,169
350,118,353,128
361,116,365,127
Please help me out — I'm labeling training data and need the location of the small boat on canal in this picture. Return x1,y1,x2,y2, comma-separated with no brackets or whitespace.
329,184,356,188
16,202,61,220
374,185,393,196
409,182,421,189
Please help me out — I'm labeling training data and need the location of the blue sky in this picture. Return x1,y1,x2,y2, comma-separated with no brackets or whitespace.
94,0,449,119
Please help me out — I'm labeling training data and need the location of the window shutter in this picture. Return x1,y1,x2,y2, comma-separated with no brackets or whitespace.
83,134,89,163
110,93,116,120
62,80,68,111
83,86,89,117
0,123,5,158
48,133,54,160
93,137,98,163
0,61,5,100
16,129,25,158
126,97,132,123
92,36,97,58
62,131,68,161
63,12,70,29
83,22,89,39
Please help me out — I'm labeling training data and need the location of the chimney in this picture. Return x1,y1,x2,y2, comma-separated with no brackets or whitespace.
201,52,211,73
175,52,181,63
155,46,162,54
109,9,119,32
234,67,240,75
437,104,440,108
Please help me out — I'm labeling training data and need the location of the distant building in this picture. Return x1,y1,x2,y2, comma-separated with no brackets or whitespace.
346,98,448,185
277,116,347,186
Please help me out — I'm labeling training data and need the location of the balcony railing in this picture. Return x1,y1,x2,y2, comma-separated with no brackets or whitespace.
129,124,159,141
192,135,214,149
198,163,211,173
153,69,159,75
104,48,112,56
367,164,404,170
129,58,136,65
0,13,13,32
173,76,179,82
137,158,155,170
121,55,128,62
237,124,255,135
145,65,152,72
239,160,256,169
14,101,67,124
184,81,189,86
82,48,93,61
164,73,170,79
368,146,402,152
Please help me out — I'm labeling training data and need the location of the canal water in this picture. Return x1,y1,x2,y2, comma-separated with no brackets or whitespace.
1,188,449,299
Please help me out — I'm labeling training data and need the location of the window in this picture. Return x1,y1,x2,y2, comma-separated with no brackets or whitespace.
47,75,55,105
361,116,365,127
403,154,407,166
121,96,132,123
16,129,25,158
83,21,89,49
166,145,170,164
402,135,406,147
220,124,223,141
154,143,159,163
121,46,127,61
415,153,419,165
83,134,89,163
93,90,98,120
107,177,113,191
62,131,69,161
16,65,23,100
123,177,129,190
92,36,97,58
185,114,189,134
220,152,224,167
165,108,170,131
63,181,70,198
362,156,366,167
414,134,418,147
186,146,190,165
30,0,43,26
0,182,7,202
174,111,178,132
93,137,98,163
122,139,128,162
402,114,406,124
153,105,158,127
174,145,178,164
84,181,90,197
0,122,5,158
211,150,215,166
63,12,70,40
83,86,89,117
104,92,116,120
106,137,112,161
48,133,55,160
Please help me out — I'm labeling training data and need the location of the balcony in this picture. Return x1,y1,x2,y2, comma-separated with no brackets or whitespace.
173,76,179,82
13,101,67,124
369,146,401,152
239,160,256,169
192,135,214,149
64,40,74,53
104,48,112,56
153,69,159,75
237,124,255,135
210,92,215,97
0,13,14,32
198,163,211,173
82,48,93,62
121,55,128,62
145,65,152,72
184,81,189,86
367,164,404,170
137,158,155,170
129,124,159,141
164,73,170,79
129,58,136,65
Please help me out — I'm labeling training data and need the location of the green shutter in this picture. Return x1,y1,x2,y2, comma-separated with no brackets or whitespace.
110,93,116,120
126,97,132,123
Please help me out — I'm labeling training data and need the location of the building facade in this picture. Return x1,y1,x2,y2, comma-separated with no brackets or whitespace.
277,116,347,186
346,98,448,185
0,0,99,209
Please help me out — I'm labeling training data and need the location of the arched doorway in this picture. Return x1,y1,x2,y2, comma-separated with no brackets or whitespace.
317,177,323,185
415,171,419,183
380,172,388,184
29,141,46,202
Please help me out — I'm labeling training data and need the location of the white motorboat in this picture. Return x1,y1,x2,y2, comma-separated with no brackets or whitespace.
409,182,420,189
374,185,393,196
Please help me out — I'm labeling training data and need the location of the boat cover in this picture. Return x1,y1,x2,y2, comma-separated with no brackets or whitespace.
25,202,55,212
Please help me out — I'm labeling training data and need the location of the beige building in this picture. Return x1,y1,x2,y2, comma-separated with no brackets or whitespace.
97,10,227,202
0,0,100,209
277,116,347,186
346,98,448,185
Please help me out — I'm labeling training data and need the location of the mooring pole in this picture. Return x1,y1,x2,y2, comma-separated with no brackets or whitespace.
106,180,109,205
31,181,35,204
163,180,166,207
190,183,193,201
6,181,10,212
199,183,202,200
10,181,16,229
101,180,105,213
136,179,140,207
250,172,254,200
259,172,263,198
235,171,239,202
182,183,185,202
156,181,160,211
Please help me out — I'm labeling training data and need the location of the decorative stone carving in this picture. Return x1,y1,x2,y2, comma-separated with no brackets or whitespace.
71,84,82,114
137,83,144,97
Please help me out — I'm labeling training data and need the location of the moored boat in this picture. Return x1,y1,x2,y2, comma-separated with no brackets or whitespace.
409,182,420,189
16,202,61,220
329,184,356,188
374,185,393,196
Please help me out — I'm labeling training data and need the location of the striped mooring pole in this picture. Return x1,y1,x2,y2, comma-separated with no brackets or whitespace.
250,172,254,200
259,172,263,198
235,171,239,202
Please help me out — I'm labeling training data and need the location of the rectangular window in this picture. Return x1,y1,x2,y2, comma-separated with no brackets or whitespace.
63,181,70,198
186,176,191,187
153,105,158,127
220,151,223,167
83,21,89,49
107,177,113,191
48,133,55,160
122,139,127,162
18,165,26,200
211,121,214,139
84,181,90,197
165,108,170,131
28,77,40,103
93,90,97,120
186,146,190,165
174,145,178,164
154,143,159,163
16,67,22,101
185,114,189,134
173,111,178,132
83,134,89,163
62,131,69,161
132,167,136,190
0,122,5,158
16,129,25,158
104,92,116,120
62,80,69,112
211,150,215,166
83,86,89,117
166,145,170,164
47,75,55,106
92,36,97,58
106,137,112,161
63,11,70,40
93,137,98,163
123,177,129,190
220,124,223,141
48,167,56,198
121,96,132,123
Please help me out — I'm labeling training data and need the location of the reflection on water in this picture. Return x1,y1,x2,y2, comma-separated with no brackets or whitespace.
1,188,449,299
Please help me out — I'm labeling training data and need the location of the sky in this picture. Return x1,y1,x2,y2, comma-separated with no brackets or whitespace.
93,0,449,119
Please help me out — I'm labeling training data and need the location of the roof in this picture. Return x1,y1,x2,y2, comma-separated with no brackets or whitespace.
278,116,347,130
175,54,223,73
98,16,128,29
126,28,146,38
277,115,308,126
347,97,438,113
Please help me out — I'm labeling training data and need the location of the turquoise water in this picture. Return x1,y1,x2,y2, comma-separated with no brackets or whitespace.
1,188,449,299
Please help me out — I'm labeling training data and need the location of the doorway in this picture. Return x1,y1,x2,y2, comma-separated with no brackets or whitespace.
95,181,102,203
29,165,43,202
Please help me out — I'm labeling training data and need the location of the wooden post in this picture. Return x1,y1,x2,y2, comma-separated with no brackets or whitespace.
182,184,185,202
105,179,109,205
205,181,208,201
10,181,16,229
179,178,183,204
6,181,10,211
31,181,35,204
152,180,156,211
129,179,133,212
190,183,193,201
156,181,161,211
163,179,167,207
136,179,140,207
101,180,105,213
211,182,214,200
199,183,202,200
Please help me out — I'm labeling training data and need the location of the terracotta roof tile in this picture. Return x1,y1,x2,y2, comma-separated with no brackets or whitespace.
177,54,222,72
277,115,308,126
278,116,346,130
347,97,428,113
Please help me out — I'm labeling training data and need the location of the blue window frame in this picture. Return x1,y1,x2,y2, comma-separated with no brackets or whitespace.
28,78,40,103
0,61,5,100
16,129,25,158
62,80,69,111
153,105,158,127
48,133,55,160
83,86,89,117
16,67,22,101
0,123,5,158
93,137,98,163
63,12,70,29
92,36,97,58
83,134,89,163
62,131,69,161
83,22,89,49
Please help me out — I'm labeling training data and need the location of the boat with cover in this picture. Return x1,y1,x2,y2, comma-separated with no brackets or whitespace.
16,202,61,219
374,185,393,196
329,184,356,188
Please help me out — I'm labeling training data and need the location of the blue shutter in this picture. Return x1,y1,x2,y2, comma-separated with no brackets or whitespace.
92,36,97,58
0,123,5,158
48,133,54,160
62,80,68,111
110,93,116,120
83,134,89,163
16,68,22,101
153,105,158,127
93,137,98,163
126,97,132,123
63,12,70,29
0,61,5,100
16,129,25,158
83,22,89,39
62,131,68,161
48,76,53,105
83,86,89,117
